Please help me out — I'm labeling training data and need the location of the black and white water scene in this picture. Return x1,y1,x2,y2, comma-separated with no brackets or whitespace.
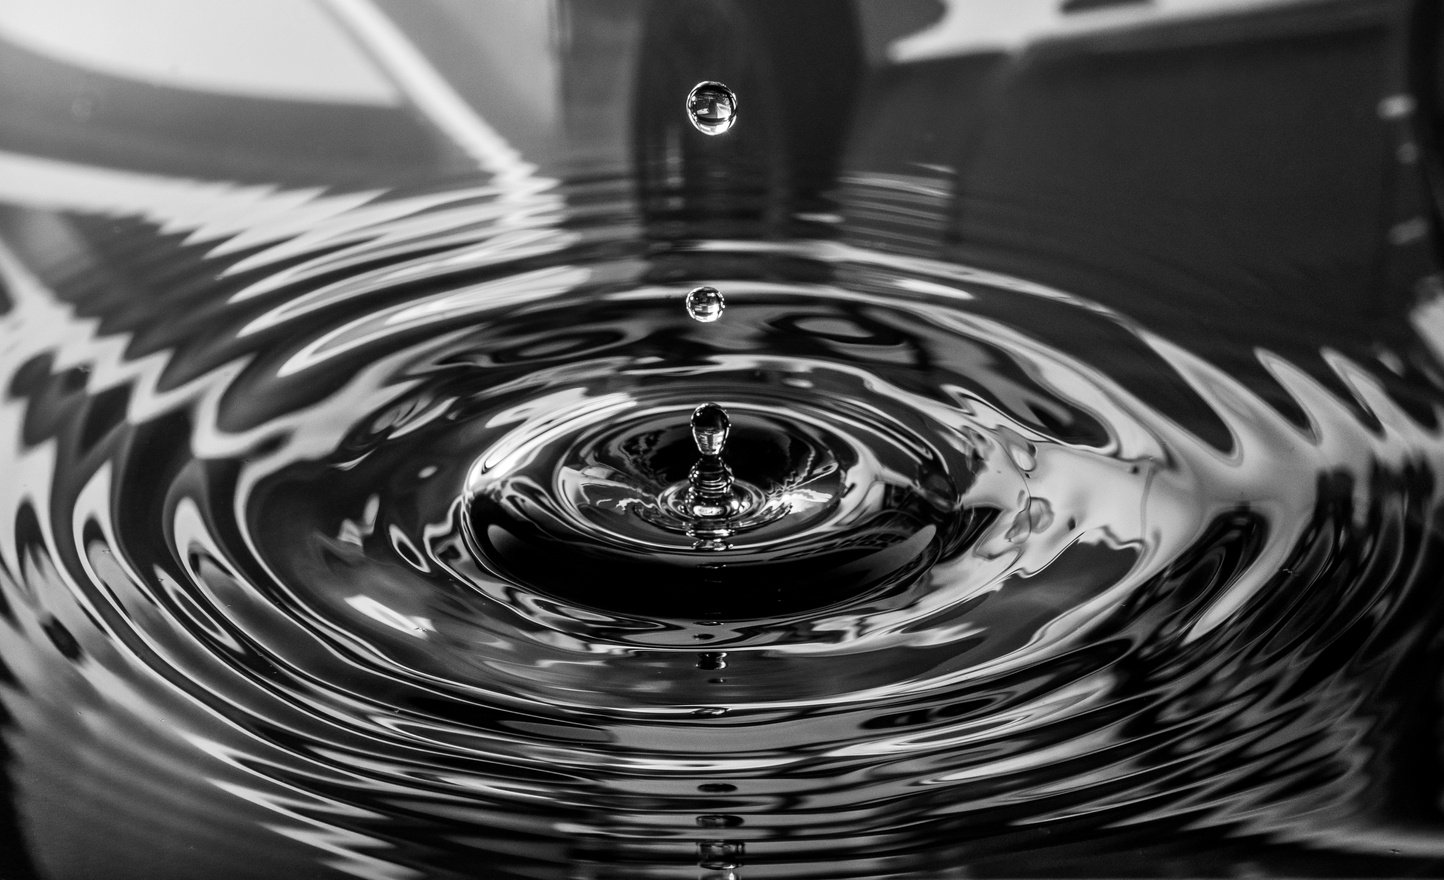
2,0,1444,877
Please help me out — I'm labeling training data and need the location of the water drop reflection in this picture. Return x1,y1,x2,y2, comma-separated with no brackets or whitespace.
687,285,726,322
687,81,738,135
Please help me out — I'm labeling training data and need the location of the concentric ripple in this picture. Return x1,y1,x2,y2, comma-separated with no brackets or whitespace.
1,169,1444,879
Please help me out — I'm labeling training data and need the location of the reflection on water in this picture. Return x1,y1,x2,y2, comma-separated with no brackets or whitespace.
1,1,1443,878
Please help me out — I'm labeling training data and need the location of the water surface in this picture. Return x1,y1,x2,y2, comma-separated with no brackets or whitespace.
0,1,1442,877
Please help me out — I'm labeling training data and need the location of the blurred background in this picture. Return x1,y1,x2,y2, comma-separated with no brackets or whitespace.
0,0,1436,357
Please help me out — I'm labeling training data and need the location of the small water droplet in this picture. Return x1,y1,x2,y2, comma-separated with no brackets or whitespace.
697,814,744,829
691,404,730,457
687,81,738,135
698,783,736,793
693,707,729,717
686,286,725,322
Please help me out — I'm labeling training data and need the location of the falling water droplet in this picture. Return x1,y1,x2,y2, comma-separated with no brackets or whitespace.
687,81,738,135
686,286,726,322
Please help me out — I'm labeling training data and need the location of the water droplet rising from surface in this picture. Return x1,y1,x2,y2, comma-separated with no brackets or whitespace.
699,840,744,869
687,81,737,135
684,403,751,537
691,403,730,457
686,286,726,322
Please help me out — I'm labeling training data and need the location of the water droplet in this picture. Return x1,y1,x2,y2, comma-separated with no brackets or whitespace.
692,707,729,717
696,814,744,829
691,403,730,457
686,286,726,322
698,783,736,794
683,404,749,530
687,81,737,135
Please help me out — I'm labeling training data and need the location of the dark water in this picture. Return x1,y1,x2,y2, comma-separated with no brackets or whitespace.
1,1,1444,878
